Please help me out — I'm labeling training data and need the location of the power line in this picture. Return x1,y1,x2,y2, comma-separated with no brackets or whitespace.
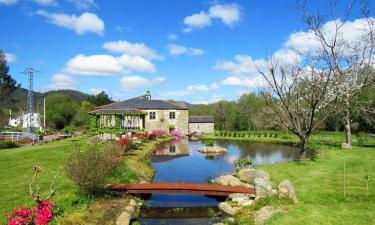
22,67,40,133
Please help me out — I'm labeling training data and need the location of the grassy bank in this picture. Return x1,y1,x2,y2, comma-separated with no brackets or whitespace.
203,132,375,224
0,136,172,224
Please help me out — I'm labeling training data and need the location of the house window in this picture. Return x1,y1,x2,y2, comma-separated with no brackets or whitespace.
169,145,176,153
169,112,175,119
149,111,156,120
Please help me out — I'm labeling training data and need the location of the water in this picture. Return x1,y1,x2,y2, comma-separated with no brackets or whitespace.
138,139,299,224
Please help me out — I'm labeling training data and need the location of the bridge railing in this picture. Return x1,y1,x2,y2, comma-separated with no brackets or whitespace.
0,132,40,144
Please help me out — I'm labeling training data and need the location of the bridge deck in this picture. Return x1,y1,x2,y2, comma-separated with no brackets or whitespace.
106,183,256,196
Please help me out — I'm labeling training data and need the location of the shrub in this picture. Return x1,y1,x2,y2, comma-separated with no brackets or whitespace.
65,144,122,193
204,139,214,147
0,140,18,149
7,201,56,225
170,130,182,137
234,159,252,172
233,132,237,137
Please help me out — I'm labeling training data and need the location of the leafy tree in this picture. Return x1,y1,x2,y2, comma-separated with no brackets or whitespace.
45,94,79,130
238,93,266,130
88,91,113,107
72,101,92,128
0,49,19,105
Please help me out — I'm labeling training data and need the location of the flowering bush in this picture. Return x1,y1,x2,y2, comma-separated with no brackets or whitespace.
152,129,167,137
7,201,56,225
170,130,182,138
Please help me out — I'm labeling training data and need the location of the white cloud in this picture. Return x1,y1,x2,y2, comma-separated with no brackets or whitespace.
89,88,107,95
119,76,165,91
45,74,79,90
0,0,17,5
214,55,266,75
193,93,223,104
64,54,125,76
184,11,212,29
161,83,217,97
168,33,178,40
118,54,156,73
33,0,57,6
209,4,241,26
167,44,204,56
183,3,241,31
5,53,16,62
36,10,104,35
64,53,157,76
102,40,162,60
221,75,265,88
67,0,96,9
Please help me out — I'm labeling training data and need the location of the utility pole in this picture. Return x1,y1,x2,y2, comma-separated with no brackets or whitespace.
22,67,40,133
43,98,46,130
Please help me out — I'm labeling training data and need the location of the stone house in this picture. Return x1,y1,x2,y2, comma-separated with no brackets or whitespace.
188,116,215,134
90,91,213,135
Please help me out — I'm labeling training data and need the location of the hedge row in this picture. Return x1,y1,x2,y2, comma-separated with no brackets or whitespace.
214,131,293,139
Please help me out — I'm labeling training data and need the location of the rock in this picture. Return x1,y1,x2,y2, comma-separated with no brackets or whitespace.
198,146,227,155
215,175,254,188
253,206,282,225
228,193,255,206
116,211,131,225
116,199,142,225
237,169,270,185
254,178,273,197
218,202,241,216
341,143,352,149
277,179,298,203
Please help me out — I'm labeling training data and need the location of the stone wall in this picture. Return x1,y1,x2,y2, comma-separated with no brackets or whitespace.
188,122,214,134
144,109,189,134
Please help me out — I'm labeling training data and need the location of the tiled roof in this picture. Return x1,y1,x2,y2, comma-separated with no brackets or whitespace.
90,108,146,114
97,95,188,110
189,116,214,123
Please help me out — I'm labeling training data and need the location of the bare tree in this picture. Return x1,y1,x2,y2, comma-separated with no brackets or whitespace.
258,58,340,163
297,0,375,147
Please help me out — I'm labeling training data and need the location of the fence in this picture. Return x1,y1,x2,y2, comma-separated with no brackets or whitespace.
0,132,40,144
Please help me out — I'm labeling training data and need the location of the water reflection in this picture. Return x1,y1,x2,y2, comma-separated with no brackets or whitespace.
140,140,299,224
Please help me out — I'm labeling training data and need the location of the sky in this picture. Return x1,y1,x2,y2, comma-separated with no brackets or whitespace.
0,0,372,104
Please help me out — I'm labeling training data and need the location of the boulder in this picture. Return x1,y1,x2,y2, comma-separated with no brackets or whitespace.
215,175,254,188
254,178,273,197
116,212,131,225
198,146,227,154
218,202,241,216
253,206,282,225
277,179,298,203
228,193,255,207
237,169,270,185
116,199,142,225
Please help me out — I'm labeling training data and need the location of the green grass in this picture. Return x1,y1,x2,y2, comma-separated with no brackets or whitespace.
0,136,172,224
206,131,375,225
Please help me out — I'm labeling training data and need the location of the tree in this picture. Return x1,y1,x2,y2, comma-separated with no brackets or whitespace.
0,49,19,105
214,100,237,131
72,101,92,128
297,0,375,147
88,91,113,107
238,93,266,130
45,94,79,130
258,59,340,163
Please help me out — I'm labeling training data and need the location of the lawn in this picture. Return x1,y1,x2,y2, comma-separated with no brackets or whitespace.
204,131,375,225
0,136,172,224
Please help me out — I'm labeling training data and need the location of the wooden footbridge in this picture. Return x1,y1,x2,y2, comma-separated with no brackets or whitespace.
106,183,256,197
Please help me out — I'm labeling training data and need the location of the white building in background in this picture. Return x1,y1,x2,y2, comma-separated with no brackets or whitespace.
8,113,42,129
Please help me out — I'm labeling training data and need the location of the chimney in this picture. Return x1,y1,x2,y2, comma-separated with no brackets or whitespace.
145,91,151,100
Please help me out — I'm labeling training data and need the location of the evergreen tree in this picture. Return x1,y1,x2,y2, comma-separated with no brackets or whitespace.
0,49,20,104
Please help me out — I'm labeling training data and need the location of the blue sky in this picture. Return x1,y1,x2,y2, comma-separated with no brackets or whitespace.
0,0,369,103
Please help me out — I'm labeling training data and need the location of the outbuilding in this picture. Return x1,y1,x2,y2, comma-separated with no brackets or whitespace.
188,116,214,134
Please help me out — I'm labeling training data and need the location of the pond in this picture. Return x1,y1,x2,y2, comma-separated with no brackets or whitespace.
138,139,299,225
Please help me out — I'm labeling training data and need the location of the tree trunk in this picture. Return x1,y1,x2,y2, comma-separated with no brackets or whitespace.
299,137,307,164
344,107,352,147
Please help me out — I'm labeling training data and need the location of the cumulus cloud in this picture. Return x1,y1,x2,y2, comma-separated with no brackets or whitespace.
168,33,178,40
4,53,17,62
221,75,265,88
36,10,104,35
167,44,204,56
193,93,223,104
45,74,79,90
64,54,125,76
183,3,241,31
102,40,163,60
161,83,218,97
117,54,156,73
64,53,156,76
119,76,165,91
0,0,17,5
